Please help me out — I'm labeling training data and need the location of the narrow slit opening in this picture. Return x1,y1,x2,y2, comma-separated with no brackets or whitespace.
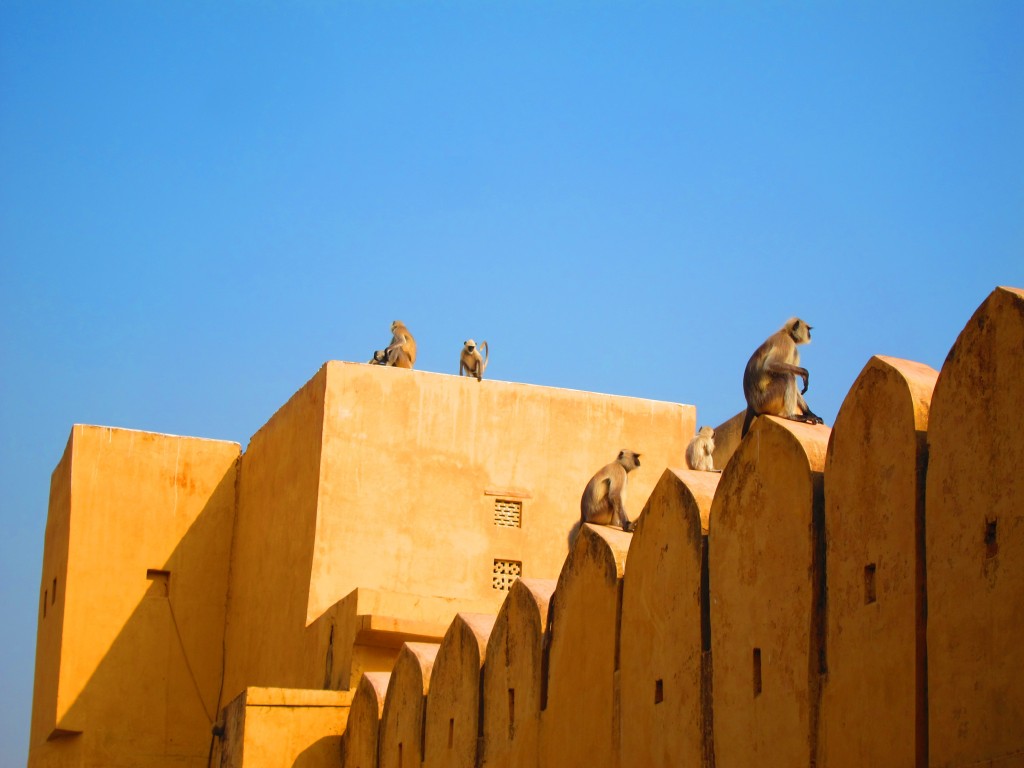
508,688,515,740
753,648,762,697
864,563,877,604
654,679,664,704
985,519,998,558
447,718,454,748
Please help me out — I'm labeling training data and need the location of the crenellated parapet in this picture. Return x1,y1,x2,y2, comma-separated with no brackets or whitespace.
348,286,1022,768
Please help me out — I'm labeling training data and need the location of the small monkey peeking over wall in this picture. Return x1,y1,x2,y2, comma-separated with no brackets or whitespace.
742,317,824,436
686,426,716,471
580,450,641,532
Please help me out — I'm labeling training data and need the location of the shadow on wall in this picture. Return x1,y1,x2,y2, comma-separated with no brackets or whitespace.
294,735,345,767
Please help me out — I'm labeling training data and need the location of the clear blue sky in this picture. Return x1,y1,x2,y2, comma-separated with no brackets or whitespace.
2,2,1021,761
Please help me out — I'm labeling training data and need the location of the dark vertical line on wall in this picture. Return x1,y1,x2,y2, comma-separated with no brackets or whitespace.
809,472,827,768
700,533,716,768
208,452,243,768
916,434,930,768
540,599,555,711
420,696,428,759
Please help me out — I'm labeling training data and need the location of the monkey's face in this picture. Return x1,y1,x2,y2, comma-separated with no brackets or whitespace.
618,450,641,471
464,339,476,353
790,319,812,344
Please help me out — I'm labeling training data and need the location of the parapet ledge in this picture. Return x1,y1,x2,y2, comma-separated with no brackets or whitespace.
355,614,451,649
240,687,354,708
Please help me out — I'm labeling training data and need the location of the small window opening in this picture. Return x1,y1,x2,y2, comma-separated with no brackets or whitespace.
448,718,454,748
654,679,664,704
492,559,522,591
494,499,522,528
753,648,762,697
146,569,171,598
397,742,403,768
52,578,57,604
864,563,877,604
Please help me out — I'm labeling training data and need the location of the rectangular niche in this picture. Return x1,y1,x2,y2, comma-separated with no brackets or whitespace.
492,559,522,591
493,499,522,528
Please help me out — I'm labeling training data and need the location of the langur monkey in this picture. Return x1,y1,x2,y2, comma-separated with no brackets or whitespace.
686,426,716,471
742,317,824,437
580,450,641,532
459,339,489,380
383,320,416,369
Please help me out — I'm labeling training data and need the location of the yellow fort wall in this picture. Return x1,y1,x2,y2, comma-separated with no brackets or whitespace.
29,427,240,768
27,286,1023,768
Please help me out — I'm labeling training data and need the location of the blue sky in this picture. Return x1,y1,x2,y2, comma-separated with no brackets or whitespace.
2,2,1021,761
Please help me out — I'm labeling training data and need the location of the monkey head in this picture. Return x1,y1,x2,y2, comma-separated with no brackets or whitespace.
464,339,477,352
698,426,715,439
784,318,813,345
617,450,641,472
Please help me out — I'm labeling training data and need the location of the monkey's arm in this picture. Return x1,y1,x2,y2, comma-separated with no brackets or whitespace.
765,361,810,394
607,485,632,531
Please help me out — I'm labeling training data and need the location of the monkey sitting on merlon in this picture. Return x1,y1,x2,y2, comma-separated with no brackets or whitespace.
580,450,641,533
742,317,825,437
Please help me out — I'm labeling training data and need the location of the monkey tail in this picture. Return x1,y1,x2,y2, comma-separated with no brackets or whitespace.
741,407,756,438
480,340,489,370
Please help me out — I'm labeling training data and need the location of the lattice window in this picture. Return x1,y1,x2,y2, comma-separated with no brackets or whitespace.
492,559,522,590
493,499,522,528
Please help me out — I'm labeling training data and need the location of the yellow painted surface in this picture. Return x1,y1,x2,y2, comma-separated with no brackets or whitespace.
926,286,1024,768
711,410,745,473
28,426,239,768
620,468,719,768
820,355,936,768
378,642,439,768
539,524,631,768
310,362,693,624
342,672,390,768
222,366,329,702
422,614,496,768
709,416,830,768
480,578,556,768
223,362,692,706
216,687,352,768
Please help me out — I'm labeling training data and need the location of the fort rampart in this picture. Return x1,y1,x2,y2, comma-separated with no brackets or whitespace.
27,287,1023,768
